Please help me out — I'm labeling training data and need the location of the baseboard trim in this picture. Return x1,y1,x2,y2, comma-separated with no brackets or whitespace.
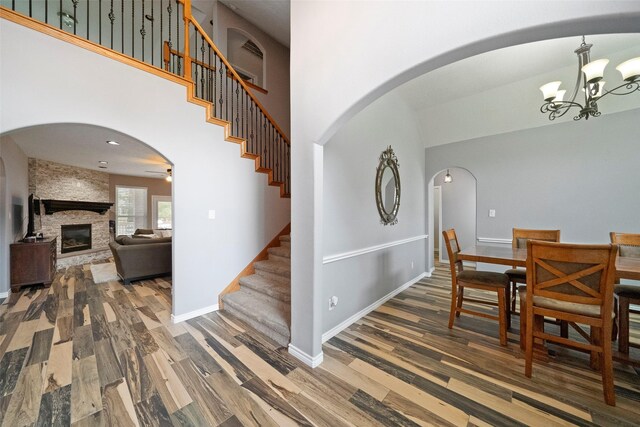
0,291,8,298
427,267,435,276
323,235,427,264
288,344,324,368
477,237,512,245
171,304,219,324
321,271,427,343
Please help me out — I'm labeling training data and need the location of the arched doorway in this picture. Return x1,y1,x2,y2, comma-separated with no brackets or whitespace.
428,168,477,269
1,123,174,307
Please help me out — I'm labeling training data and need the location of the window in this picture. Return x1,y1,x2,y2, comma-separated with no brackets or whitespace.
115,186,147,235
152,195,172,230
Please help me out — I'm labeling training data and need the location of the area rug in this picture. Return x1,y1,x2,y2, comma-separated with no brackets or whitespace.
90,263,119,284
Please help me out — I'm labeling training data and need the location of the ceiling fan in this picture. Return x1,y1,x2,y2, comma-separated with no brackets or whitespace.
145,168,172,182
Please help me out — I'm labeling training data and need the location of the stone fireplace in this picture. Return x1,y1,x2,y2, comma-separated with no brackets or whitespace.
29,158,112,268
61,224,92,253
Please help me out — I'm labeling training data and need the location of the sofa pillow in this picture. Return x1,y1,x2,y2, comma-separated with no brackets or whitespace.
134,228,154,235
115,235,128,244
135,233,159,239
120,236,172,245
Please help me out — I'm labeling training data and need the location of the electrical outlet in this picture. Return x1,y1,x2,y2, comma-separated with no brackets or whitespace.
329,296,338,310
489,209,496,218
208,210,216,220
411,261,414,270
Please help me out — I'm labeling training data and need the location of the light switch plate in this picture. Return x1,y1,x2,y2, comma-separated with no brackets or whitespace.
208,210,216,220
489,209,496,218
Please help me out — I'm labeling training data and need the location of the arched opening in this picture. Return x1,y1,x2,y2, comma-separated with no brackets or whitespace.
1,123,174,310
227,27,265,89
428,168,477,268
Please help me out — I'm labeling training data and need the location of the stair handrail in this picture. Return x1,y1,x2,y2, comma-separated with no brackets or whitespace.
184,14,289,145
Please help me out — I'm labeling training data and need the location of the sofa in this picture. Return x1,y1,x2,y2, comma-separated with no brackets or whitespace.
109,230,172,285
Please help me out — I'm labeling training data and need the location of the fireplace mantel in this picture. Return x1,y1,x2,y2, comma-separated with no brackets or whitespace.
41,199,114,215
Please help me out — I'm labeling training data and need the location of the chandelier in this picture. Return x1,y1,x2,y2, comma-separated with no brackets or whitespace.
539,36,640,121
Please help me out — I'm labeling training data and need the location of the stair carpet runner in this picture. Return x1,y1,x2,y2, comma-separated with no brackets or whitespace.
222,235,291,347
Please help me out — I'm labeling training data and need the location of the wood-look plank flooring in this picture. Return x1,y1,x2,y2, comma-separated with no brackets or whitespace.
1,263,639,426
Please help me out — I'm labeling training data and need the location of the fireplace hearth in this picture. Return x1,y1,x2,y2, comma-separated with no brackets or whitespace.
61,224,92,254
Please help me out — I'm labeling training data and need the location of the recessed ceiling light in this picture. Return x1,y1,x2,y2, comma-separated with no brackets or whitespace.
106,140,120,145
98,160,108,164
98,166,108,169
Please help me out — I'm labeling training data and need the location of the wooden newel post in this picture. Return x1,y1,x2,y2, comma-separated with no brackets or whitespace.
182,0,192,82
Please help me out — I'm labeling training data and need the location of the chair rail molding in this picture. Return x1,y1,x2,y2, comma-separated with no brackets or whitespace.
323,235,428,264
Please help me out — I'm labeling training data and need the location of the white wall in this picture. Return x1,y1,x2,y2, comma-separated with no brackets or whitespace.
215,2,290,138
0,135,29,295
425,108,640,271
322,91,426,334
290,0,640,361
0,19,290,316
434,168,476,262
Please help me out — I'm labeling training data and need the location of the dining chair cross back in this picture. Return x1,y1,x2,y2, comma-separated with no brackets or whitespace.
524,240,618,406
442,229,510,346
505,228,561,320
610,232,640,354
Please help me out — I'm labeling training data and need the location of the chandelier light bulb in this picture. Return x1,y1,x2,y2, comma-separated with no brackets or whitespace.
444,170,453,184
540,81,562,101
553,89,566,106
616,57,640,82
582,59,609,83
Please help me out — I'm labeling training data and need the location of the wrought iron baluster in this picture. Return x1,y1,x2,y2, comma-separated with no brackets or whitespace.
45,0,48,24
87,0,89,40
59,0,62,28
28,0,31,17
109,0,114,49
141,0,145,62
150,0,154,66
235,81,239,135
194,30,199,97
176,0,180,76
98,0,101,43
72,0,78,34
131,0,134,58
219,59,224,120
200,34,205,100
208,44,212,103
121,0,124,53
167,1,172,73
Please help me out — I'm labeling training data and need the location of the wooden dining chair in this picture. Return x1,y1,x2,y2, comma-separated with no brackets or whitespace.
523,240,618,406
505,228,561,323
442,229,510,346
610,232,640,354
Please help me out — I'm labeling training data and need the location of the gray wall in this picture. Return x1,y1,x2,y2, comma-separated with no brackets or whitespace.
434,168,476,261
425,107,640,271
0,135,29,295
322,91,426,334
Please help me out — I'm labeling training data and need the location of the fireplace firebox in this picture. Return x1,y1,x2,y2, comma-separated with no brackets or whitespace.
61,224,92,254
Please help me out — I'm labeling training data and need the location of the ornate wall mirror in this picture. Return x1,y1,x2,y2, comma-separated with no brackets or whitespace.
375,146,401,226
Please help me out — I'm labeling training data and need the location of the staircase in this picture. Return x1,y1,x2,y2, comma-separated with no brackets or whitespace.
222,235,291,347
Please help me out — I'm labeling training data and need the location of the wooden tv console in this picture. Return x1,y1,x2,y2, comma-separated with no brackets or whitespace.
10,237,57,293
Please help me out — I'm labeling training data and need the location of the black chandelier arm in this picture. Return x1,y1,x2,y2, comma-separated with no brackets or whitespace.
540,100,584,120
597,80,640,99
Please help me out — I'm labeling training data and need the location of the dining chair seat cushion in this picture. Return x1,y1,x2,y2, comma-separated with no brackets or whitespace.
505,268,526,282
458,270,509,288
520,293,614,318
614,283,640,298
